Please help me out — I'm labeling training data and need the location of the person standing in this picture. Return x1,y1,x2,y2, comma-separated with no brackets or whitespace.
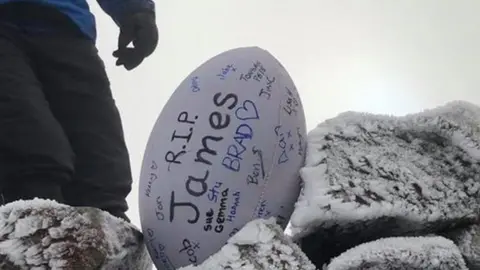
0,0,158,221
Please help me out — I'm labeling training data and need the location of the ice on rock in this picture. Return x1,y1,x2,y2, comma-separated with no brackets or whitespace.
443,223,480,269
0,198,152,270
179,218,316,270
290,101,480,266
326,236,468,270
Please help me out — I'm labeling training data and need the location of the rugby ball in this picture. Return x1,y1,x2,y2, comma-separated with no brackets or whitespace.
138,47,306,269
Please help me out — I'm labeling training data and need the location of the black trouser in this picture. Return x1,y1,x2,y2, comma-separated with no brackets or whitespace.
0,5,132,221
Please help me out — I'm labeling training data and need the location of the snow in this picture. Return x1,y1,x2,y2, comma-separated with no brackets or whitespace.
444,223,480,269
326,235,468,270
0,198,152,269
178,217,315,270
289,100,480,266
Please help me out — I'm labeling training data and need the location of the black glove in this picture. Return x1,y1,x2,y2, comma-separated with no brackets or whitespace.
113,11,158,71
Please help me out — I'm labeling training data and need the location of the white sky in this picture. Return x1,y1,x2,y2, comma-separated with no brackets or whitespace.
88,0,480,229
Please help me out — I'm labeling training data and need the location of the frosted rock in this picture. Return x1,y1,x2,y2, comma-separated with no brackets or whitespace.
291,101,480,266
326,236,468,270
443,223,480,269
179,218,315,270
0,198,152,270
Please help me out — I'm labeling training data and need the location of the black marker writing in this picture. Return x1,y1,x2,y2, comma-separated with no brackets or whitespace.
171,129,194,143
215,188,229,233
203,188,229,233
204,208,215,232
169,191,200,224
179,238,200,264
164,150,186,168
259,76,276,100
178,111,198,124
283,86,299,116
164,111,198,170
274,125,294,164
229,227,240,238
297,127,305,157
255,199,268,218
145,160,159,197
240,61,265,82
247,147,266,185
169,92,239,224
145,230,175,270
195,136,222,166
155,196,164,221
185,170,209,197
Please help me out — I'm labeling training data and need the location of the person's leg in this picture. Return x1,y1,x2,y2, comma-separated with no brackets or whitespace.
0,24,73,204
30,34,133,221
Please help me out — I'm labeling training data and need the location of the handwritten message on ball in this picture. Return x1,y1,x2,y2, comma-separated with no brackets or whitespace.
139,47,307,269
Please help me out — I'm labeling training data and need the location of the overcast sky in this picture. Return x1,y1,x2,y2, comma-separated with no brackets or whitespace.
88,0,480,229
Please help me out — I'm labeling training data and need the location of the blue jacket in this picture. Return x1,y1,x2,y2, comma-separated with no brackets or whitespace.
0,0,155,40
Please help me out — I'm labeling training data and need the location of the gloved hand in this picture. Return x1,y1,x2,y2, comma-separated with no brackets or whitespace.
113,11,158,71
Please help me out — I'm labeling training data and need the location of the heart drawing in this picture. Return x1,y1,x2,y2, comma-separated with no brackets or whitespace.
235,100,259,121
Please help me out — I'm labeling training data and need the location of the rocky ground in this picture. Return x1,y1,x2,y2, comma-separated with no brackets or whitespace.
1,101,480,270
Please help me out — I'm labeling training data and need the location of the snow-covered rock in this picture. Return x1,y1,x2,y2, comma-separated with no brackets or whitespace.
290,100,480,266
444,223,480,269
3,100,480,270
179,217,315,270
0,198,152,270
326,236,468,270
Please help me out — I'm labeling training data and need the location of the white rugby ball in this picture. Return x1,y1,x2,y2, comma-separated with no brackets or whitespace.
138,47,306,269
